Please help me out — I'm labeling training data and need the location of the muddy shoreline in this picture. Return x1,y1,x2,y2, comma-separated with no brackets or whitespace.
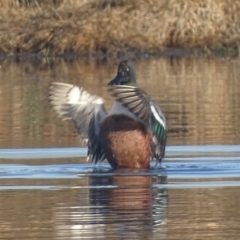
0,46,238,62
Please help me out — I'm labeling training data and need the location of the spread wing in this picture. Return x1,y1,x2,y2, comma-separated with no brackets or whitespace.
48,82,107,163
107,85,152,123
107,85,167,163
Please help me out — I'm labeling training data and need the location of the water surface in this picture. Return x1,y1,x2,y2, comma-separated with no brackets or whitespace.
0,57,239,239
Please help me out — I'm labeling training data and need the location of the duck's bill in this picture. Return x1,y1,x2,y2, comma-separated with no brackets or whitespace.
107,75,123,85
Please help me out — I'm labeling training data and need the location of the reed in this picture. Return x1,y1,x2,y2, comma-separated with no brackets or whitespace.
0,0,240,57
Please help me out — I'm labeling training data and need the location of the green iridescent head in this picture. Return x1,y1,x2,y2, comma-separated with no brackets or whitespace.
108,60,136,86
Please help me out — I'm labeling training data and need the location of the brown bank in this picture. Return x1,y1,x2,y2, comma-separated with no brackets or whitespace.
0,0,240,58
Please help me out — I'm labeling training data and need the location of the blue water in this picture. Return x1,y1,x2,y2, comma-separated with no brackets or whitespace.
1,145,240,159
0,146,239,189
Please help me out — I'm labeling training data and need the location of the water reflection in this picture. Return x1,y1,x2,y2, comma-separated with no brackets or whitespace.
0,176,240,239
0,57,239,148
55,174,167,239
0,57,239,239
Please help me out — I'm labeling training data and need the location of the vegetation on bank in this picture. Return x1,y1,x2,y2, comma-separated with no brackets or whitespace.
0,0,240,57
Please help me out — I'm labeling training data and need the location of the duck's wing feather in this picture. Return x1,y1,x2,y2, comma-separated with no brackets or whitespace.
107,85,151,123
48,82,107,163
107,85,167,163
149,101,167,162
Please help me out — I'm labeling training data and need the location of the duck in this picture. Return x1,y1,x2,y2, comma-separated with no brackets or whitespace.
48,60,167,169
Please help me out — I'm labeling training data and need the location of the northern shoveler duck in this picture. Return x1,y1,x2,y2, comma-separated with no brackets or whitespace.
48,60,167,169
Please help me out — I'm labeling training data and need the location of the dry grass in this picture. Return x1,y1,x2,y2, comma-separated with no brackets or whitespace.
0,0,240,57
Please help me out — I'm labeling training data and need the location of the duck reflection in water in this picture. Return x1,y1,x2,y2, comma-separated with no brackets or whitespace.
54,174,167,239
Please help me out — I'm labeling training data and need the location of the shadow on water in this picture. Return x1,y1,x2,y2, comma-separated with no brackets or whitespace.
0,57,240,239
